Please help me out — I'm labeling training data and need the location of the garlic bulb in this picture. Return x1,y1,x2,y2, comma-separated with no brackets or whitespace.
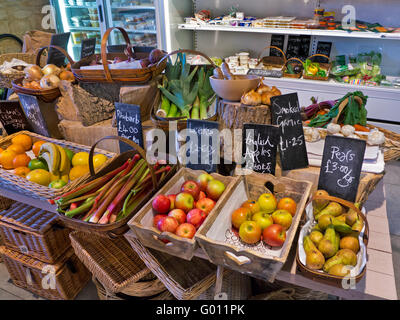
241,89,261,106
341,125,355,137
367,130,385,146
304,127,321,142
327,123,341,135
348,134,360,140
334,133,344,137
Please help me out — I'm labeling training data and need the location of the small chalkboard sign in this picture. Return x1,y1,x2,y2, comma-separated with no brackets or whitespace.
18,94,49,137
314,41,332,63
299,35,312,60
115,103,144,153
47,32,70,67
242,123,279,175
0,101,31,134
270,93,308,171
247,68,282,78
318,135,366,202
81,38,96,59
270,35,285,56
286,35,302,60
186,119,219,173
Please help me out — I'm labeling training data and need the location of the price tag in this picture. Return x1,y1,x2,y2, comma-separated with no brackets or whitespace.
81,38,96,59
270,93,308,171
47,32,70,67
247,68,282,78
0,101,31,134
18,94,50,137
115,103,144,153
318,135,366,202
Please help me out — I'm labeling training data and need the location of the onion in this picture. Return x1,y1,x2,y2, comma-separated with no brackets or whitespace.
42,64,61,76
24,65,43,81
59,70,75,82
40,75,61,89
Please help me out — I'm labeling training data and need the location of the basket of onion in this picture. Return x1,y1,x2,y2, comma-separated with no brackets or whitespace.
11,45,75,103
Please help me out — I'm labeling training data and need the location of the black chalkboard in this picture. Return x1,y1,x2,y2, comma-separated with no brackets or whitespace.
17,94,49,137
286,35,302,60
299,35,312,60
270,93,308,171
318,135,366,202
186,119,219,173
242,123,279,175
115,103,144,153
247,68,282,78
270,35,285,56
81,38,96,59
0,101,31,134
314,41,332,63
47,32,70,67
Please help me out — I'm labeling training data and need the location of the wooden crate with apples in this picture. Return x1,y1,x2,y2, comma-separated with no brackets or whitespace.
127,167,239,261
195,172,312,283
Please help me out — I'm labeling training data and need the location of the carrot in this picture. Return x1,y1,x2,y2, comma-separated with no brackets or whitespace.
354,124,370,132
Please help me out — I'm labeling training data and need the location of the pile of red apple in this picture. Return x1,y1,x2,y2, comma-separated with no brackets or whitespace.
152,173,226,239
231,193,298,247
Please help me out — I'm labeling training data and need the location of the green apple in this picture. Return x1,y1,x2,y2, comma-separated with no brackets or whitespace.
272,209,293,230
252,212,273,231
49,180,67,189
257,193,277,213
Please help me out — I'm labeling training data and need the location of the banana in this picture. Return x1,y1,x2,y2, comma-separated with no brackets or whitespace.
39,143,60,174
56,145,70,175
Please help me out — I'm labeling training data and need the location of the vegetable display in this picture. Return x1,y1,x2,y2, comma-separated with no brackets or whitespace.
304,59,327,78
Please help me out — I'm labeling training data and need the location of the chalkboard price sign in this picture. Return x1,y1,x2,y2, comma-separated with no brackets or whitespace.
242,123,279,175
186,119,219,173
270,93,308,171
17,94,50,137
81,38,96,59
0,101,31,134
247,69,282,78
47,32,71,67
286,35,302,60
115,103,144,153
318,135,366,202
315,41,332,63
270,35,285,56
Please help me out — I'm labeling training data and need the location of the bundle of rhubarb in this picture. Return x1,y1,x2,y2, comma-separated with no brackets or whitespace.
52,154,171,225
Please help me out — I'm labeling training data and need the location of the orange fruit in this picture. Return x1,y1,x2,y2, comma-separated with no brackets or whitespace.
14,167,31,178
7,144,25,155
277,197,297,216
12,153,31,169
69,165,89,181
32,140,46,157
0,147,3,153
11,134,32,151
0,149,17,169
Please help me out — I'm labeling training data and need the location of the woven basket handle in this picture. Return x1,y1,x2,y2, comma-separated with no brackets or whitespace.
156,49,217,69
257,46,287,63
332,96,364,124
307,54,330,63
101,27,132,82
312,194,369,245
88,135,157,190
35,45,75,67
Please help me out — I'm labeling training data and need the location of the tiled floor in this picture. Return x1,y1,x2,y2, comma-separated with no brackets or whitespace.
0,161,399,300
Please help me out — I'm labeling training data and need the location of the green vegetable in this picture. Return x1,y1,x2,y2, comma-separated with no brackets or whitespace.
167,103,178,118
197,66,216,120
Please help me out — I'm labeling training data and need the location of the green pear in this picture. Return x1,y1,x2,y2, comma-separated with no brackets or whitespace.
323,248,357,273
315,202,343,220
309,230,324,247
318,214,334,231
312,190,330,215
345,209,358,226
328,264,351,277
318,225,338,258
303,236,325,270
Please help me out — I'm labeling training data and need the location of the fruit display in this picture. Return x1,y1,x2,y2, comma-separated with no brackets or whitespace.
0,133,108,189
53,155,171,225
299,190,366,278
230,193,298,247
20,64,75,90
151,174,226,239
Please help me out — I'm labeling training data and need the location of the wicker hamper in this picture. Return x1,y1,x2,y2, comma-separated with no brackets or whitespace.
0,246,90,300
0,202,71,264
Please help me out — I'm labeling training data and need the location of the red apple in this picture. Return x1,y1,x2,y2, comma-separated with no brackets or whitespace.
197,173,214,192
181,180,201,200
198,191,206,201
263,224,286,247
186,208,207,229
157,216,179,233
152,195,171,214
167,194,176,210
175,223,196,239
239,221,262,244
195,198,216,216
175,192,194,213
206,179,226,201
153,214,167,228
231,207,252,229
168,209,186,225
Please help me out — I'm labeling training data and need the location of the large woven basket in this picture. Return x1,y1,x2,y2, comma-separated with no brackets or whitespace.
303,54,331,81
71,27,166,83
0,202,71,264
283,57,304,79
0,246,90,300
0,131,115,201
258,46,287,70
0,53,35,88
367,124,400,162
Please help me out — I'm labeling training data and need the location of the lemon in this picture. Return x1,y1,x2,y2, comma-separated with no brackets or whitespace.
93,154,108,168
72,152,89,167
26,169,51,186
69,165,89,181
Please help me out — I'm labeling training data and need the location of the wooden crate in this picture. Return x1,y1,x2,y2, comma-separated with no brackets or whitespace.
196,173,312,283
128,167,239,260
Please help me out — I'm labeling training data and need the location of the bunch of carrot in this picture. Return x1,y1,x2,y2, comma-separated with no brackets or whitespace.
51,155,171,224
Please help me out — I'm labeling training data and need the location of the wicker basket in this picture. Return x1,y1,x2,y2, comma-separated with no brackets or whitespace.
0,246,90,300
303,54,331,81
0,131,115,201
69,231,166,296
258,46,287,70
367,124,400,162
283,58,304,79
0,202,71,264
72,27,166,83
125,232,218,300
55,136,176,238
0,53,35,88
